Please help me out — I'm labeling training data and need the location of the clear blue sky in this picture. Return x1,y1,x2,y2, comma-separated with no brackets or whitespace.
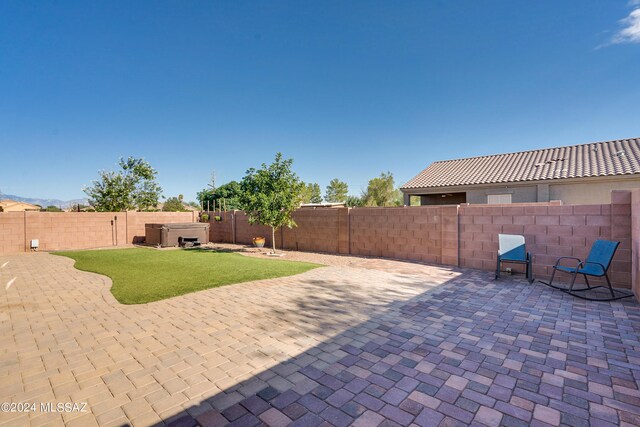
1,0,639,202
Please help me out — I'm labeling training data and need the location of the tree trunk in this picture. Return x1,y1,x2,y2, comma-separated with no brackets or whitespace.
271,226,276,253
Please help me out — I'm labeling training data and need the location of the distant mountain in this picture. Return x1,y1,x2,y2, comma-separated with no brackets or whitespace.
0,193,89,209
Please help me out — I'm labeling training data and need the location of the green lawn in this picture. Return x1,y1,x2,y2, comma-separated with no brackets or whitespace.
54,248,321,304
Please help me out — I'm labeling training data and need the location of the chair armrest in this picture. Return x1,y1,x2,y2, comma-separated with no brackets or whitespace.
554,256,582,267
578,261,608,274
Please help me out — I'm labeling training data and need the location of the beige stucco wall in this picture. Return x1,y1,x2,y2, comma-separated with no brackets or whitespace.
465,185,538,204
549,179,640,204
404,175,640,205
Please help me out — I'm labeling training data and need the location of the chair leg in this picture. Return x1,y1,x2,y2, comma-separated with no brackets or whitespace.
495,257,500,280
546,268,557,287
568,271,578,293
584,275,591,289
605,274,616,298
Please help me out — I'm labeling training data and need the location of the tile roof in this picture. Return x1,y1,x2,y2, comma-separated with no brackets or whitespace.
401,138,640,189
0,199,41,210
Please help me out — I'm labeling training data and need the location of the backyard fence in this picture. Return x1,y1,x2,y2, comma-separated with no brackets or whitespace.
205,190,635,289
0,190,637,292
0,211,196,253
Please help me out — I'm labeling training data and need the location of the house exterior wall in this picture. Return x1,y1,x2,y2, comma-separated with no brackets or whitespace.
549,179,640,204
419,193,466,205
465,185,538,204
403,176,640,205
0,200,41,212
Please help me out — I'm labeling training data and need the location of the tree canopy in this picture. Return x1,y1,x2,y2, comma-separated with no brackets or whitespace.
325,178,348,203
300,182,322,204
162,197,186,212
238,153,304,253
362,172,403,207
84,157,162,212
42,205,63,212
346,195,365,207
197,180,242,211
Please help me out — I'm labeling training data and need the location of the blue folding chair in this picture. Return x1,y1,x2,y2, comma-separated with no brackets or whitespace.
495,234,533,283
539,239,632,301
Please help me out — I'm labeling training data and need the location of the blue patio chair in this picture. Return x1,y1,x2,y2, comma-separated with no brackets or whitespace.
495,234,533,283
539,239,633,301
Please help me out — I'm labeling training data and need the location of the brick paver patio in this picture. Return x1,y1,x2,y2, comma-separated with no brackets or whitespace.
1,250,640,426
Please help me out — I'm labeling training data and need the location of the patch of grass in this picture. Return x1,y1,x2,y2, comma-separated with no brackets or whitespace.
54,248,321,304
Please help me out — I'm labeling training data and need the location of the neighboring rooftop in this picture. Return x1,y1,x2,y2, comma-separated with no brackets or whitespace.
0,199,41,212
401,137,640,189
300,202,347,208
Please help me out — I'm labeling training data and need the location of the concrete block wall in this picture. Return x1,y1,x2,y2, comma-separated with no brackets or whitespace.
349,206,457,266
0,211,196,253
283,209,345,253
632,189,640,297
611,191,632,286
207,209,350,254
208,194,632,289
24,212,127,251
208,212,234,243
458,196,631,288
3,193,634,292
0,212,26,254
440,206,459,266
211,206,458,267
233,212,282,248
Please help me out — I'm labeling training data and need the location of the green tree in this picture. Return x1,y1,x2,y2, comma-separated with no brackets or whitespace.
197,180,242,211
239,153,305,253
135,178,164,211
162,197,186,212
299,182,322,204
325,179,348,203
43,205,63,212
345,195,365,207
309,183,322,203
362,172,403,207
409,195,421,206
84,157,163,212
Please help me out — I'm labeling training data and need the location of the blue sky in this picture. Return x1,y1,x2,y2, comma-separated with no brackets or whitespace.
1,1,640,202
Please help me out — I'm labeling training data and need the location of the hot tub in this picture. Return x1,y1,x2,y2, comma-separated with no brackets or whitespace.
145,223,210,247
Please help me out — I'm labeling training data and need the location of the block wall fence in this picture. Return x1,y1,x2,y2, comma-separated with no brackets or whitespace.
632,190,640,297
1,191,638,292
206,190,638,290
0,211,196,253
